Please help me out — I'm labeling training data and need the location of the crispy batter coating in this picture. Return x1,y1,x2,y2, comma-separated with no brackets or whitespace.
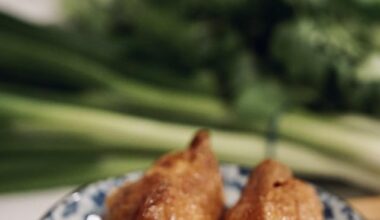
106,130,224,220
225,159,323,220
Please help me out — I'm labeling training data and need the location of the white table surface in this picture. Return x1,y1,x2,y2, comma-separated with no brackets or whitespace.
0,0,62,25
0,187,74,220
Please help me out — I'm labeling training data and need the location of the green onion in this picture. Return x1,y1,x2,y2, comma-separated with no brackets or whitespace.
0,156,153,192
1,92,380,192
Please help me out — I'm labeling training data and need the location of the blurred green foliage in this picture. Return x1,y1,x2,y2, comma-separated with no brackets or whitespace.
62,0,380,117
1,0,380,193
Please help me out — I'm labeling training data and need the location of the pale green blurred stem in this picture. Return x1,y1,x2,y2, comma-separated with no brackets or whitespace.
280,113,380,174
334,114,380,137
0,156,154,192
1,93,380,191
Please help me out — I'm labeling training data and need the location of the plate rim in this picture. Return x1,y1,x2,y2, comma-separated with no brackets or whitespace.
39,164,364,220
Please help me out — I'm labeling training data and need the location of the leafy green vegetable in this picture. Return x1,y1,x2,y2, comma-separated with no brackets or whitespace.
1,0,380,194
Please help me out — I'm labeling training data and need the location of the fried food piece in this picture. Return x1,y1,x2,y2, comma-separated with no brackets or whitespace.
106,130,224,220
225,159,323,220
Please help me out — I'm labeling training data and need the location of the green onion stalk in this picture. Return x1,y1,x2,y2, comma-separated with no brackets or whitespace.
1,93,380,192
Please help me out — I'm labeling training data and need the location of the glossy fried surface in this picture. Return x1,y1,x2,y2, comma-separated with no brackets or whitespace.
106,130,224,220
225,159,323,220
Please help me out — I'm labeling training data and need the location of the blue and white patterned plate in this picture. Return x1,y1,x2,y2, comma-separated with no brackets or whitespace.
40,164,362,220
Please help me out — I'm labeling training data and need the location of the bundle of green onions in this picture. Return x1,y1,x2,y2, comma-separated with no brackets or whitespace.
1,93,380,193
0,0,380,193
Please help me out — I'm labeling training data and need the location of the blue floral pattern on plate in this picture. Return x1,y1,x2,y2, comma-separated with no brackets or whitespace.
40,165,362,220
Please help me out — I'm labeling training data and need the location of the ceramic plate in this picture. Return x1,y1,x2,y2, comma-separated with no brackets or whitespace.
41,164,362,220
